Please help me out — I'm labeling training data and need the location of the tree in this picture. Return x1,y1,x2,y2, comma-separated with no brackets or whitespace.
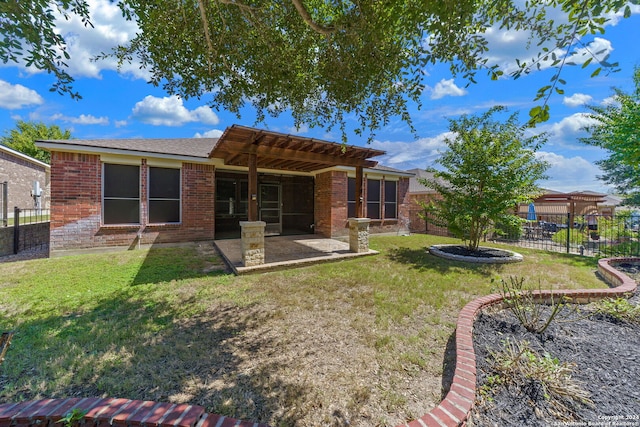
0,1,633,138
1,121,72,163
581,67,640,205
419,106,549,251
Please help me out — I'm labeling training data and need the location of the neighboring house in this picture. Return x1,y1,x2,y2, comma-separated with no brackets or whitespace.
36,125,412,251
0,144,50,216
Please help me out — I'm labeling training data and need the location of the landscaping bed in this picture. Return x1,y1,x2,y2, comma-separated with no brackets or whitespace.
468,263,640,426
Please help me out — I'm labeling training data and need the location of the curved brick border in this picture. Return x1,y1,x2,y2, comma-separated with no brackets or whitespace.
397,256,638,427
0,397,268,427
1,258,637,427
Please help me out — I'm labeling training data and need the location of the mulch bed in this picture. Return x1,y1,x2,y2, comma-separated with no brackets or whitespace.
467,263,640,426
435,245,514,258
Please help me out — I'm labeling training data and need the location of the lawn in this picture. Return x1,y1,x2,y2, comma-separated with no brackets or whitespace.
0,235,605,426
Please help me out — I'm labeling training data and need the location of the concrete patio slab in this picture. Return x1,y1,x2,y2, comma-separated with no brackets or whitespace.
214,234,378,274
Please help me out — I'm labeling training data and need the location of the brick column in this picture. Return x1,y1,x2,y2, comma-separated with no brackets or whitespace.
240,221,266,266
348,218,370,253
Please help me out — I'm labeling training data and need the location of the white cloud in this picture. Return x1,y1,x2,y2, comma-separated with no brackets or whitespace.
537,151,611,193
429,79,468,100
131,95,220,126
533,112,598,141
370,132,453,168
603,3,640,26
115,120,128,128
2,0,145,80
287,124,309,135
194,129,224,138
0,80,44,109
566,37,614,67
563,93,593,107
51,113,109,125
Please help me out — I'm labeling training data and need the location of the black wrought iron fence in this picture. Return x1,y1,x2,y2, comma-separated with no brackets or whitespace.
492,213,640,257
5,207,50,255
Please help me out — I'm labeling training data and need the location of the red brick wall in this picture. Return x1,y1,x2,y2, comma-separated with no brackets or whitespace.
314,170,348,237
315,173,412,237
407,193,449,235
49,152,101,249
49,152,215,251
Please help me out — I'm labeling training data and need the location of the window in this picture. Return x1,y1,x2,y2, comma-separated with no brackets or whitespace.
367,179,381,219
149,167,181,223
347,177,356,218
384,180,397,219
103,163,140,224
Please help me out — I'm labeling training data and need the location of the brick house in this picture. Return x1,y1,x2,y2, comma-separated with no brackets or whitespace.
0,144,50,214
36,125,412,251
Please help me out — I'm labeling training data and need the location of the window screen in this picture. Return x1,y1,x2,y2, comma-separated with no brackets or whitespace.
384,180,397,219
149,167,180,223
367,179,381,219
347,177,356,218
103,163,140,224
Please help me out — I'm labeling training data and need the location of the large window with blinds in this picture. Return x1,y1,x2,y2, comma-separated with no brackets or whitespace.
148,167,181,223
103,163,140,225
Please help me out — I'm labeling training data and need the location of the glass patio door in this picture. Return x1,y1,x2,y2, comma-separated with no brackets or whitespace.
259,184,281,235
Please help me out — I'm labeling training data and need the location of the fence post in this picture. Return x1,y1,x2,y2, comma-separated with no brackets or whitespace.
566,213,571,253
1,181,7,227
13,207,20,254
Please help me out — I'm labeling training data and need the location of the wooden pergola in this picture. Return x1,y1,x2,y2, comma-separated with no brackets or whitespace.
209,125,384,221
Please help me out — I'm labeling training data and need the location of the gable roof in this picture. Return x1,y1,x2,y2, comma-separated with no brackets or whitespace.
0,144,50,169
36,138,217,161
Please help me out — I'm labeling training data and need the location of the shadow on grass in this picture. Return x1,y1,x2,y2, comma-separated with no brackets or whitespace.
131,242,228,286
0,284,304,426
386,246,505,276
441,331,457,401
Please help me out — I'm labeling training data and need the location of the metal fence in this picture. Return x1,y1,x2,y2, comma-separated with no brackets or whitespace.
422,212,640,257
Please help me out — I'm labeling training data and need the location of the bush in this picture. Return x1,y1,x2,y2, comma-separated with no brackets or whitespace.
493,217,524,241
551,228,587,246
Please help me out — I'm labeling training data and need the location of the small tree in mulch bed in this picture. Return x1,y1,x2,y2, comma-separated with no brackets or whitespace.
418,106,549,252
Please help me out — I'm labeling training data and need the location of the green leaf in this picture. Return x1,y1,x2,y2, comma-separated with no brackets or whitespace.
591,67,602,78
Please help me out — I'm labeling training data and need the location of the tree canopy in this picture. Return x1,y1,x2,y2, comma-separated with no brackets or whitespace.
581,67,640,205
0,0,635,138
1,121,72,163
419,106,549,251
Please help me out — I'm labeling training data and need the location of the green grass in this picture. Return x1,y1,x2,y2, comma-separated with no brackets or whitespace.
4,214,50,226
0,235,606,426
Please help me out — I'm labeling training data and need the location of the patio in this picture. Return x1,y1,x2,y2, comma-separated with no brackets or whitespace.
214,234,378,274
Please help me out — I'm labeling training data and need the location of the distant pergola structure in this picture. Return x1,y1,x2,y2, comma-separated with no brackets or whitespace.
210,125,385,221
520,191,609,223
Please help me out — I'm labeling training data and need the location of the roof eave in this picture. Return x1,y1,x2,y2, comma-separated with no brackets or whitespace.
36,141,212,164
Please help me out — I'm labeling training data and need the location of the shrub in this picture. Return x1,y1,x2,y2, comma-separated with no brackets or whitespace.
487,339,593,420
497,276,571,334
551,228,587,246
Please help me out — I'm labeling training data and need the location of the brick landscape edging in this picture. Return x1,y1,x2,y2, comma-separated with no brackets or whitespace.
0,258,637,427
398,256,638,427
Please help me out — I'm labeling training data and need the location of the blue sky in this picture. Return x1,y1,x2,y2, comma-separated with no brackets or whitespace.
1,1,639,193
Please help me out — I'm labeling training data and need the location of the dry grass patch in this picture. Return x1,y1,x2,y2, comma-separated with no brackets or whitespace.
0,236,605,426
